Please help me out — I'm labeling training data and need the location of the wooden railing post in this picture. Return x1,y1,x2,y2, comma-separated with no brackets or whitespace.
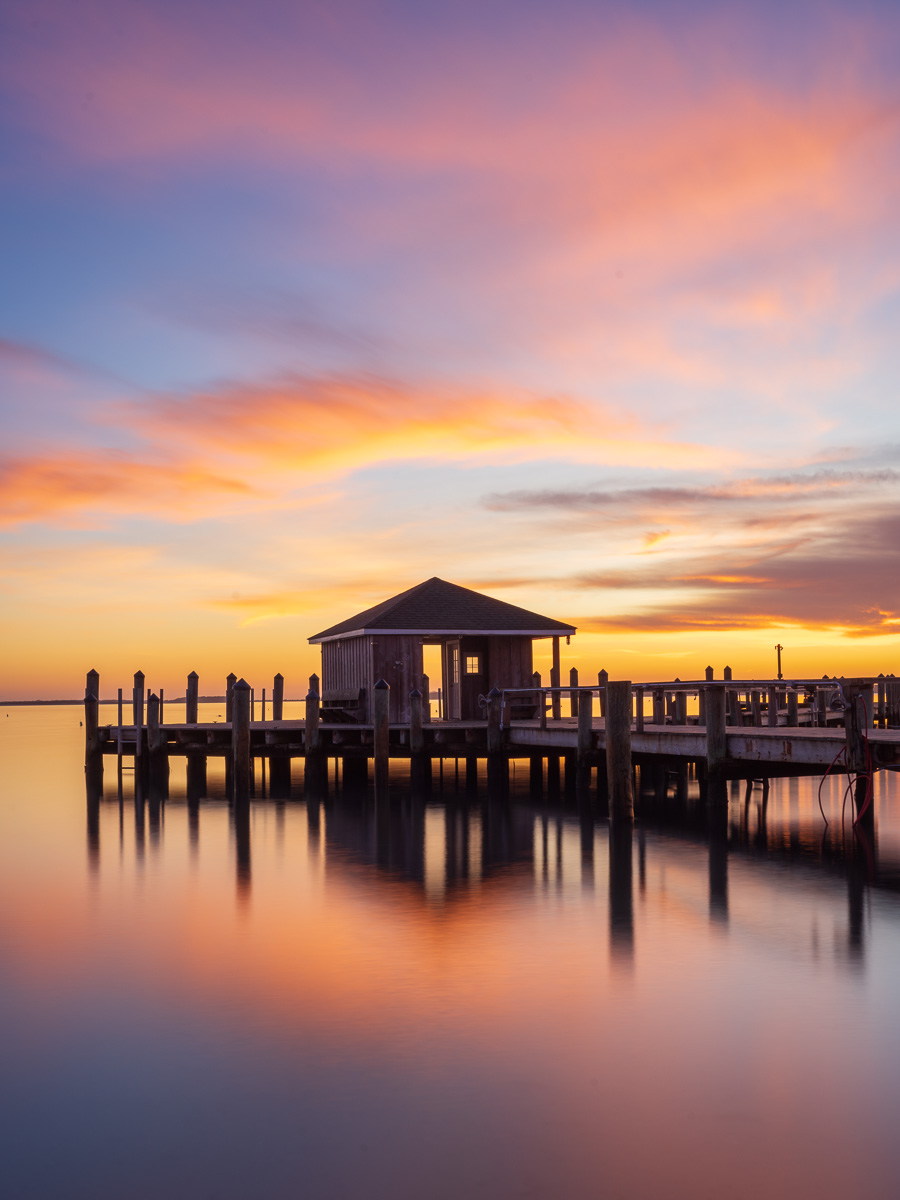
787,689,799,727
232,679,251,799
634,685,644,733
373,678,390,793
225,673,236,722
598,668,608,718
422,673,431,723
767,685,779,727
652,687,665,726
272,672,284,721
409,688,424,757
577,688,593,775
606,681,633,821
569,667,579,718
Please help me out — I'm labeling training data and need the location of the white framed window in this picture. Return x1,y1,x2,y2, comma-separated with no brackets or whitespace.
464,654,481,675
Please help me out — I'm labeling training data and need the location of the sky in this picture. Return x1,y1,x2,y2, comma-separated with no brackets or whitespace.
1,0,899,699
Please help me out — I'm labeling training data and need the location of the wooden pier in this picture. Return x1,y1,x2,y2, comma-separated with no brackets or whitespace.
84,670,900,825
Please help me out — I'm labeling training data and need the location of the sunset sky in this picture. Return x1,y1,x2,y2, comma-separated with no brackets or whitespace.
2,0,899,699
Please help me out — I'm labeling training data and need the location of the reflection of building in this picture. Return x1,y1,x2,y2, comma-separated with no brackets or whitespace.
309,577,575,723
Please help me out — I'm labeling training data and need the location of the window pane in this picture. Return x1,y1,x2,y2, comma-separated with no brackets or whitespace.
465,655,481,675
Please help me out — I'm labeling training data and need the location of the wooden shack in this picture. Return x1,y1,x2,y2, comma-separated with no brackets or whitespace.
309,577,576,723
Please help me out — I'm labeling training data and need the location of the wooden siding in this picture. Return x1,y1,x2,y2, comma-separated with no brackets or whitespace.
370,635,424,723
322,636,369,702
487,636,533,691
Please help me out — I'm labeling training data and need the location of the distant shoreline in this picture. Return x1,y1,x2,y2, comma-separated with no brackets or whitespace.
1,697,227,707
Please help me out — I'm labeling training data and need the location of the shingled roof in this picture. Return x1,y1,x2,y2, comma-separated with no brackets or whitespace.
309,577,576,642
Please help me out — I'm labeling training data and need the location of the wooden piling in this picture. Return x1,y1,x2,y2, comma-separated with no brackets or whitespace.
750,690,761,726
598,668,608,718
409,688,424,757
133,670,145,728
634,685,644,734
723,666,732,682
787,689,799,727
674,690,687,726
117,687,123,756
486,686,507,793
842,679,873,823
705,666,714,682
84,669,101,776
551,637,561,720
226,673,236,722
704,683,727,800
605,681,633,821
373,678,390,793
273,673,284,721
877,675,886,727
652,687,665,726
186,671,199,724
577,688,593,788
422,672,431,723
767,685,778,727
232,679,251,799
570,667,579,718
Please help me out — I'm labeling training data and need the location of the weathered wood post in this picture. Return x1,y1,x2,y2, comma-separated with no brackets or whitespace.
272,673,284,721
422,673,431,723
598,668,608,718
674,689,687,726
261,688,266,722
652,687,665,726
888,677,899,728
232,679,251,800
787,689,799,727
751,690,761,726
705,666,714,682
159,688,165,724
84,669,102,779
132,670,145,728
842,679,873,824
569,667,579,718
186,671,199,724
225,673,236,723
723,665,732,681
486,686,507,793
726,687,738,726
634,685,644,733
577,688,593,792
373,678,390,793
117,687,124,756
409,687,424,757
551,637,561,720
704,682,727,805
605,681,633,820
767,684,779,727
877,674,886,727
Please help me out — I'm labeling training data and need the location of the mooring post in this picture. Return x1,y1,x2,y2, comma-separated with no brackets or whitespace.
842,679,874,823
551,637,561,720
272,672,284,722
231,679,251,800
704,683,727,804
486,686,507,793
877,675,886,727
422,673,431,723
84,669,101,776
117,687,123,756
132,670,145,728
605,681,633,820
767,684,779,727
569,667,579,718
186,671,199,724
723,665,732,682
147,690,169,793
652,687,665,726
674,689,687,726
634,685,644,733
787,689,799,727
751,689,761,726
373,678,390,793
705,665,714,682
888,677,899,728
226,673,236,723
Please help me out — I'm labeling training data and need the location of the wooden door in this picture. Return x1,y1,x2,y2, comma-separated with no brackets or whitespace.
446,639,461,719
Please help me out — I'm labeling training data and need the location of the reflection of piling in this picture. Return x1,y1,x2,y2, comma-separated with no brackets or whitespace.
409,688,430,794
232,679,251,800
708,801,729,922
608,822,634,961
606,681,633,821
373,678,390,794
843,678,875,827
233,799,251,903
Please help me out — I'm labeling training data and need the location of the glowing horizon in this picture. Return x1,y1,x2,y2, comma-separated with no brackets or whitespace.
1,0,899,699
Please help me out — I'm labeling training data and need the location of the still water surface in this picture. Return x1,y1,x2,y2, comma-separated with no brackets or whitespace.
2,704,900,1199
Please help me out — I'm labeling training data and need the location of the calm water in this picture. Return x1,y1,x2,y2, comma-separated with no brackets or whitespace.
3,704,900,1199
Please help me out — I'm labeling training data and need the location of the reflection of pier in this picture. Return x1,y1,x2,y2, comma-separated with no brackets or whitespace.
86,760,889,973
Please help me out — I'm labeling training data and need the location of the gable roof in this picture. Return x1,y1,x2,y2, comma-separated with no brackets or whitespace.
309,577,576,642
